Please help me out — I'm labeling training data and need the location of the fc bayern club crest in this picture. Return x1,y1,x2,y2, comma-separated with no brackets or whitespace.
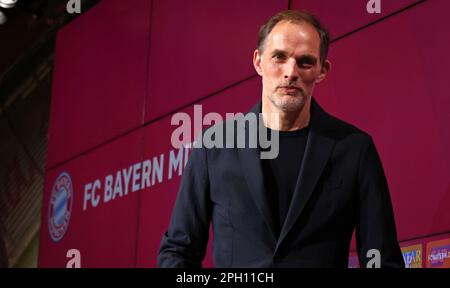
48,172,73,242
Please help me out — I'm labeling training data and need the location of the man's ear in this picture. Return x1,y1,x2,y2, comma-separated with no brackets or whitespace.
253,49,263,76
315,59,331,83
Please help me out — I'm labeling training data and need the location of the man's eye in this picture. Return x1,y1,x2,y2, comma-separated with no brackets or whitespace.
298,58,316,69
298,61,314,69
300,63,313,69
273,54,285,61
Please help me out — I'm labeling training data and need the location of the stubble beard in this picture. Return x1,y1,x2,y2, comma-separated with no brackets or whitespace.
267,89,308,113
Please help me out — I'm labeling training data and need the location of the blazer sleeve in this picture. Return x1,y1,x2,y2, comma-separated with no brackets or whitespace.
356,136,405,268
157,145,212,268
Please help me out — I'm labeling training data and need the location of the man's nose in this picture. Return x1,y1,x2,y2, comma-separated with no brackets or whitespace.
284,59,299,82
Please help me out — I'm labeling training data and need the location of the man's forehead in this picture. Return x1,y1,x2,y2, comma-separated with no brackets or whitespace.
270,21,319,42
265,21,320,54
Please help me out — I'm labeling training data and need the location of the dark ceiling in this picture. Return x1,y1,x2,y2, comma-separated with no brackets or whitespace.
0,0,99,105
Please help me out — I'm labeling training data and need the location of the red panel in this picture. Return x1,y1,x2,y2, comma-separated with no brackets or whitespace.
41,0,449,267
314,0,450,242
47,0,151,168
136,77,261,267
291,0,422,40
144,0,287,122
38,129,143,267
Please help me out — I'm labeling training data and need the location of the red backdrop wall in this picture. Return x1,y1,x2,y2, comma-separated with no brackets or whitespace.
40,0,450,267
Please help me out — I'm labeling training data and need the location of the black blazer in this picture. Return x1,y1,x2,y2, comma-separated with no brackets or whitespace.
158,98,404,268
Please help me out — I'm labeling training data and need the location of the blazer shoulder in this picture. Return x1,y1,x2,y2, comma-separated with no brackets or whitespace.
316,106,373,146
330,113,369,137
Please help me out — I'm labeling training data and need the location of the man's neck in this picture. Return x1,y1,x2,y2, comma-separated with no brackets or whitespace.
262,96,311,131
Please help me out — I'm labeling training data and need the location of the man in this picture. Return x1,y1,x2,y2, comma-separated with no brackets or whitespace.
158,10,404,268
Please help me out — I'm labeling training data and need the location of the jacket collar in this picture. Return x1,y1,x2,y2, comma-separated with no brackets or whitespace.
237,97,338,249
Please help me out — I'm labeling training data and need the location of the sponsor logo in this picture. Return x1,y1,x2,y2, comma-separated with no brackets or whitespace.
426,238,450,268
48,172,73,242
401,244,422,268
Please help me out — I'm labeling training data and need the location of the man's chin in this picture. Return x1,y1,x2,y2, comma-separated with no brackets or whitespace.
271,95,306,112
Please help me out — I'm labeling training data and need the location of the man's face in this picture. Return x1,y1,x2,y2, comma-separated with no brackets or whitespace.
253,21,330,112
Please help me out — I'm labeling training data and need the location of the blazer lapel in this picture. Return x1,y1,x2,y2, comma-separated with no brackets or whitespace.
237,102,278,243
275,99,337,252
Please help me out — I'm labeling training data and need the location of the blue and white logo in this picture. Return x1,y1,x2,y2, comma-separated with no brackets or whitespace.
48,172,73,242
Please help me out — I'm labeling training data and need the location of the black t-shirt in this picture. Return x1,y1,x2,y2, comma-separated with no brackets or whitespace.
261,125,310,238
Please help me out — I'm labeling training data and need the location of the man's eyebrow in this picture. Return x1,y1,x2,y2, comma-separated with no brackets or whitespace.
270,49,287,55
270,50,318,62
296,55,318,63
